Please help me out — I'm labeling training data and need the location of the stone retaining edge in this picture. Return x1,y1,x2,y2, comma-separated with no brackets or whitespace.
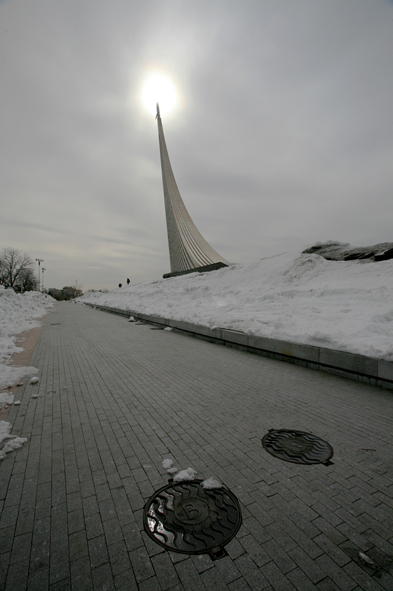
83,303,393,391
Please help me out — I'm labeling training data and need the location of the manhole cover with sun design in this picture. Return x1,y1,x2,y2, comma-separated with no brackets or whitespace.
262,429,334,466
143,480,242,559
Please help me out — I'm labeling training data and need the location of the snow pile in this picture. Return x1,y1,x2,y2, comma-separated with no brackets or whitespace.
162,458,178,474
79,244,393,361
0,288,54,388
161,458,222,487
0,420,28,460
201,477,222,489
173,467,197,482
0,391,14,409
162,458,173,469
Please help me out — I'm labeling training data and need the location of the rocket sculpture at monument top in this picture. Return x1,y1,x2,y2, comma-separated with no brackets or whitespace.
156,103,228,277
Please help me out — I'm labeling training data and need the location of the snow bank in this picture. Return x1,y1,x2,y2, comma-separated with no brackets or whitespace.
79,244,393,361
0,420,28,460
0,287,55,388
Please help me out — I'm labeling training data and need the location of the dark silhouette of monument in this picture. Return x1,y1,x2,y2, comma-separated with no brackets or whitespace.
156,104,228,278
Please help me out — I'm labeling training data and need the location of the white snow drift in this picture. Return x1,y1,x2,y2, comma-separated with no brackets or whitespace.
79,244,393,361
0,421,28,460
0,287,54,389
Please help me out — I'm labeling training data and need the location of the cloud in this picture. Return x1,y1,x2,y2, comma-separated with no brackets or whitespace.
0,0,392,289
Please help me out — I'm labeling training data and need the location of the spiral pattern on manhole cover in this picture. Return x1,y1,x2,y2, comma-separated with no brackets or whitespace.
143,480,242,555
262,429,334,465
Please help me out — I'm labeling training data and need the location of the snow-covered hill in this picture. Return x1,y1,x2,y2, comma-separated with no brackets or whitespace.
79,243,393,361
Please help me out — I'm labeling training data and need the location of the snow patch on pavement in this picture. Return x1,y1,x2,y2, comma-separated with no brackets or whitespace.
0,420,28,460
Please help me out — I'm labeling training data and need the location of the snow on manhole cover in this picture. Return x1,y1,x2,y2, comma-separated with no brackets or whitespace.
143,480,242,559
262,429,334,466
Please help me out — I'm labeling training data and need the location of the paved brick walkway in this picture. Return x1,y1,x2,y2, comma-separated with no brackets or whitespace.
1,302,393,591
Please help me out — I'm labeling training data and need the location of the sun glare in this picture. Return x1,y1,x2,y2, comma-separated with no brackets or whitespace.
142,74,178,116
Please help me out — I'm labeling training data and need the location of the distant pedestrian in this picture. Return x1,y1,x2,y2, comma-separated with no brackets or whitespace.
127,278,130,285
118,283,122,288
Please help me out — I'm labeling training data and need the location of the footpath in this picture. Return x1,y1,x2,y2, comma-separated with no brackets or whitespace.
0,301,392,591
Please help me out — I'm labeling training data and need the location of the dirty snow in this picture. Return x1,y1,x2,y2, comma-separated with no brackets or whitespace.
0,287,54,389
0,391,14,409
0,420,28,460
79,243,393,361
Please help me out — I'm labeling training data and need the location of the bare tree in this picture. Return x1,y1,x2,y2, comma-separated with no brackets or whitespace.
18,268,38,293
0,247,35,290
62,281,83,300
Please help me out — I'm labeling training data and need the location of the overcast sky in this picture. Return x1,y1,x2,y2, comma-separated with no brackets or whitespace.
1,0,392,291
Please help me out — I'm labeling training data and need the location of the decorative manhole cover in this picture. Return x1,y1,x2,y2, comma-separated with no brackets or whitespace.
262,429,334,466
143,480,242,559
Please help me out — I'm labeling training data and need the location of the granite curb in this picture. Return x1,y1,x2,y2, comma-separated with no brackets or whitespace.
82,303,393,391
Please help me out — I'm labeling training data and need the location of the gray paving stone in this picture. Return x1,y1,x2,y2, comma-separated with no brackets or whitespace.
122,521,144,552
49,550,70,585
129,547,155,583
0,526,15,554
175,558,208,591
88,534,109,569
69,530,89,562
0,551,10,590
49,577,71,591
262,537,297,574
151,551,181,590
10,531,32,565
314,553,357,591
213,556,242,584
0,505,19,529
137,576,162,591
261,561,296,591
28,565,50,591
317,577,342,591
114,569,138,591
200,567,230,590
235,554,270,591
70,556,93,590
287,567,318,591
313,534,352,568
4,559,29,591
2,302,393,590
91,562,115,591
102,516,123,545
227,578,254,591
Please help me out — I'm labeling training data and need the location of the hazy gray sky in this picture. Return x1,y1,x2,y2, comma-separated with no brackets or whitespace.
1,0,392,290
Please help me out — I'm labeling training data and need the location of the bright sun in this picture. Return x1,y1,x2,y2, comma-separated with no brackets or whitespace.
142,74,178,116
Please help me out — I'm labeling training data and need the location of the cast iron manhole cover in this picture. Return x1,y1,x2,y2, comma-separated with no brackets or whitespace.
143,480,242,559
262,429,334,465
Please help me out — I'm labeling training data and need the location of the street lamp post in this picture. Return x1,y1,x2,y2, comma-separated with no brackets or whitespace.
42,268,46,292
35,259,44,291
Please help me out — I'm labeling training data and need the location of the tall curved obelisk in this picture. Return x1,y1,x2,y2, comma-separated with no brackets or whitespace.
156,104,228,278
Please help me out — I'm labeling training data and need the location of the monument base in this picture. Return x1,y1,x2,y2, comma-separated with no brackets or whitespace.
163,262,227,279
